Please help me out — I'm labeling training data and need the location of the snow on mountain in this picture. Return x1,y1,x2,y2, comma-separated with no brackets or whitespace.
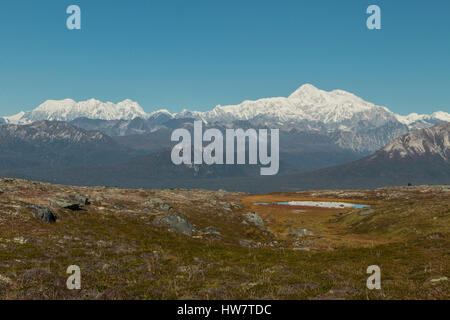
3,111,28,124
371,122,450,160
3,98,147,124
395,111,450,129
193,84,397,127
1,84,448,134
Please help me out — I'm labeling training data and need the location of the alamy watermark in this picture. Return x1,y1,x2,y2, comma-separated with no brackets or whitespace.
171,121,279,176
66,5,81,30
366,265,381,290
66,265,81,290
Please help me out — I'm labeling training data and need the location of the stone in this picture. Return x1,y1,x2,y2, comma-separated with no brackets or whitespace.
359,208,374,216
239,239,261,248
141,208,157,216
153,213,195,236
290,229,314,237
51,199,83,211
201,226,221,236
427,276,448,283
73,193,90,205
30,205,56,223
293,247,310,252
144,198,164,206
51,193,90,210
243,212,265,230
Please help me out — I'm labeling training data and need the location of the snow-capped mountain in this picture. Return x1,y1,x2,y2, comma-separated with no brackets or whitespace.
3,84,448,127
3,98,147,123
1,84,448,153
195,84,397,127
375,122,450,161
395,111,450,130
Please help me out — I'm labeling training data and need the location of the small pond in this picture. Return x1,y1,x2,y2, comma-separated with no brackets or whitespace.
254,201,370,209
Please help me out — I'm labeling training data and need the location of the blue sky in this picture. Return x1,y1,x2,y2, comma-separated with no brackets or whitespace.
0,0,449,116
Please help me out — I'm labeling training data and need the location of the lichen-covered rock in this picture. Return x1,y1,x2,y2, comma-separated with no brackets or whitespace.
51,193,90,210
30,205,56,223
359,208,374,216
243,212,265,230
153,213,195,236
51,199,83,211
201,226,221,236
144,198,164,206
290,229,314,237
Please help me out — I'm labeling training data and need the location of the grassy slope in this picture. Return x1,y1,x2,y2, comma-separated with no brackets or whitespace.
0,179,448,299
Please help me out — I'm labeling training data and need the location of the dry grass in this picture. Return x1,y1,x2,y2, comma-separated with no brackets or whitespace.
0,178,448,300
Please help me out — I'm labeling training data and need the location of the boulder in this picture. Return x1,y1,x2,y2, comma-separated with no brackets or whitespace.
30,205,56,223
51,193,90,210
51,199,83,211
290,229,314,237
153,213,195,236
73,193,90,205
243,212,265,230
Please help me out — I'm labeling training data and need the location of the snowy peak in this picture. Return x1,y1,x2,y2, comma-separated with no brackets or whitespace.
4,98,147,123
197,83,393,125
395,111,450,129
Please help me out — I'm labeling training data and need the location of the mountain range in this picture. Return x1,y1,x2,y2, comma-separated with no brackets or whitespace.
0,84,448,192
2,84,449,153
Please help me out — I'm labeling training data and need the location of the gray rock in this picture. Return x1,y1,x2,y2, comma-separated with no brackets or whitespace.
222,203,232,211
239,239,261,248
51,193,90,210
144,198,164,206
141,208,157,216
359,208,374,216
144,198,173,212
293,247,310,252
30,205,56,223
290,229,314,237
73,193,90,205
243,212,265,230
160,203,173,212
427,276,448,283
202,226,221,236
51,199,83,211
153,213,195,236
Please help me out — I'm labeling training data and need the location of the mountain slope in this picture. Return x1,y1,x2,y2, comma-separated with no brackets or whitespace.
0,121,139,170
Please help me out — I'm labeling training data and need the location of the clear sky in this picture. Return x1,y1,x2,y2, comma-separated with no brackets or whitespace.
0,0,449,116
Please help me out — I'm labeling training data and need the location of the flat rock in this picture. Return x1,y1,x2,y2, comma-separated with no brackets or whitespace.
51,200,83,211
201,226,221,236
427,276,448,283
144,198,164,206
290,229,314,237
359,208,375,216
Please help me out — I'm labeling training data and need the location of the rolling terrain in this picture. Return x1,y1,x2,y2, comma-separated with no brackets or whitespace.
0,178,448,299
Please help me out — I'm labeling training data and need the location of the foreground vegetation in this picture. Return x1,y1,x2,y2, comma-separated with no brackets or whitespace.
0,178,448,299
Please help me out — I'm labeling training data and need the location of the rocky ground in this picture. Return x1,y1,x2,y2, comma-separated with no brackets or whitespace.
0,178,448,299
